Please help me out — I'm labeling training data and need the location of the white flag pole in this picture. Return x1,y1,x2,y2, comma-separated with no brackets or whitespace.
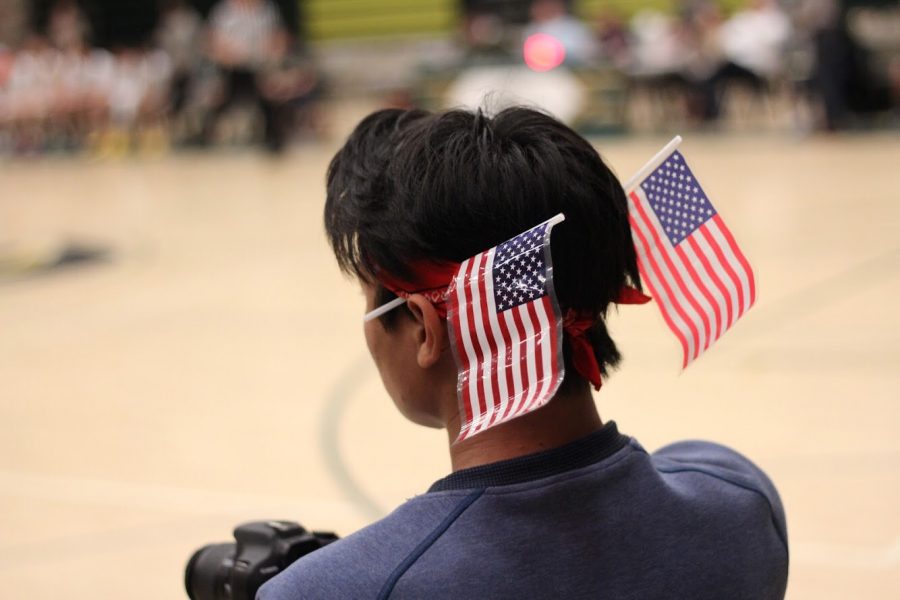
622,136,683,193
363,296,405,322
547,213,566,227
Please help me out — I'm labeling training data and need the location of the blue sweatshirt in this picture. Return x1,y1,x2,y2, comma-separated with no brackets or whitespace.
258,422,788,600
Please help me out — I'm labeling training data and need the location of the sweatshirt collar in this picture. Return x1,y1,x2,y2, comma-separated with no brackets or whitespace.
428,421,628,492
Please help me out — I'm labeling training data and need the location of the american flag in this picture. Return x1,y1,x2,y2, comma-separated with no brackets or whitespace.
628,150,756,367
448,216,565,441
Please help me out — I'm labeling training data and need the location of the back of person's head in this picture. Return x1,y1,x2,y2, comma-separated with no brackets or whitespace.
325,106,641,385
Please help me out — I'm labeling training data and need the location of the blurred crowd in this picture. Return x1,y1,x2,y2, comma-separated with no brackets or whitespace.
0,0,896,158
460,0,899,131
0,0,321,157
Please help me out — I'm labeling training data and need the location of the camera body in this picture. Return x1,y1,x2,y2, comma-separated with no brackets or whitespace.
185,520,338,600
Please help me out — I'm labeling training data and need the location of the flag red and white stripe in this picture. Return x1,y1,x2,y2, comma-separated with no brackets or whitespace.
448,216,565,441
628,149,755,367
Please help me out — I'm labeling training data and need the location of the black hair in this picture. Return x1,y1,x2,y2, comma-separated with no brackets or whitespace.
325,106,641,381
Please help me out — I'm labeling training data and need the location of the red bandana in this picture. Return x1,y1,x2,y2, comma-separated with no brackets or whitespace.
561,281,652,391
376,260,459,318
375,260,651,389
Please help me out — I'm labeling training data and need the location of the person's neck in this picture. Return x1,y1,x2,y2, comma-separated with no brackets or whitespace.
446,382,603,472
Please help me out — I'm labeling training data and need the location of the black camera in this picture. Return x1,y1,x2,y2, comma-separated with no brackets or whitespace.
185,520,338,600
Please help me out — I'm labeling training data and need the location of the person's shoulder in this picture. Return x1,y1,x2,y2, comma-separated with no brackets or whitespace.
256,492,478,600
652,440,778,497
651,439,787,550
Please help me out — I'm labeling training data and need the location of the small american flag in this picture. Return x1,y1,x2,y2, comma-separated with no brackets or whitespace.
448,215,565,441
628,150,756,367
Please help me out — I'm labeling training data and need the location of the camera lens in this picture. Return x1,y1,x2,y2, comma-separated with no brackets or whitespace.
185,543,235,600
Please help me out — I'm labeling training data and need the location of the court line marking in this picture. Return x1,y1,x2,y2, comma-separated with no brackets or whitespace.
0,354,390,558
319,353,387,521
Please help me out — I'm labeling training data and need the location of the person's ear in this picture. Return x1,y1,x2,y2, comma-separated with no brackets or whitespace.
405,294,446,369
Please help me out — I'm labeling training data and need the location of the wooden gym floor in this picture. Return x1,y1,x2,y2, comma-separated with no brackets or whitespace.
0,120,897,599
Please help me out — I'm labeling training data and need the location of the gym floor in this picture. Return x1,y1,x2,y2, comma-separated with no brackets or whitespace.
1,118,897,598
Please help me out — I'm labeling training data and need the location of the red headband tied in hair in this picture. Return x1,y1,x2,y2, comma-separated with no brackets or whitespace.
375,259,650,390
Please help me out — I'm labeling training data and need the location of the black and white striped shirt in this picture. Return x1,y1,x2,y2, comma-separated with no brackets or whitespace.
209,0,283,67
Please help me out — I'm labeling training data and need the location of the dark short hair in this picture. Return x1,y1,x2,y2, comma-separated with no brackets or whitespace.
324,107,641,380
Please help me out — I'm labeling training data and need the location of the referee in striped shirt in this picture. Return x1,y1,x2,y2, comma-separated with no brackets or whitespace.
203,0,289,152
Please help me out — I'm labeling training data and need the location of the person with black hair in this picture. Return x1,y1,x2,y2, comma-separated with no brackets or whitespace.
258,107,788,600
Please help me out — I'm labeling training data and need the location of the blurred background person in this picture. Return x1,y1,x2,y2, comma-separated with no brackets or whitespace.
594,9,632,71
201,0,290,153
0,44,11,152
626,8,695,130
524,0,598,66
100,45,172,157
703,0,793,122
1,34,59,154
46,0,89,55
800,0,894,131
49,0,117,153
720,0,792,84
154,0,203,142
677,0,728,122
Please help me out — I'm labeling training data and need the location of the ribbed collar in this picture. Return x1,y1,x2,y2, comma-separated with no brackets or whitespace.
428,421,628,493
